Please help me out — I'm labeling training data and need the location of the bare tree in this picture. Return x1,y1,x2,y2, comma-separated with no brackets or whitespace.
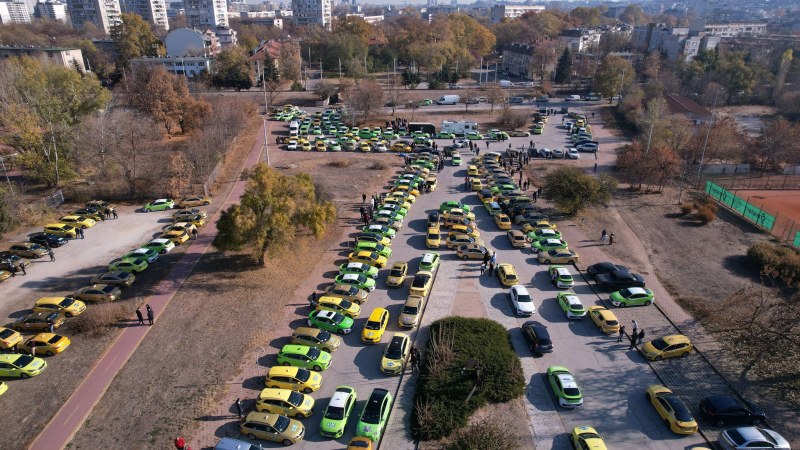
344,79,384,124
486,85,506,112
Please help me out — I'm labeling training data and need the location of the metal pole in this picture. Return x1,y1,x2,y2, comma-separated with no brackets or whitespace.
263,118,269,166
320,59,323,80
479,57,482,84
696,88,721,187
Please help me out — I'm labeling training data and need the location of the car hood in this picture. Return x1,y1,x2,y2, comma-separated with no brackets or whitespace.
516,301,535,314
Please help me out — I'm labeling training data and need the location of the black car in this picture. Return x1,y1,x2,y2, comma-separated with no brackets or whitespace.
29,232,69,248
514,211,548,225
586,262,626,278
699,395,766,426
356,232,387,244
521,321,553,356
595,267,646,291
427,211,440,228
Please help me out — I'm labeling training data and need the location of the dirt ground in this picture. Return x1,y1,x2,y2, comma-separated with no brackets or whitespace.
716,105,778,136
67,143,398,447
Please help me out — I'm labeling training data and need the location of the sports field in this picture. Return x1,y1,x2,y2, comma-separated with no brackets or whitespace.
733,189,800,240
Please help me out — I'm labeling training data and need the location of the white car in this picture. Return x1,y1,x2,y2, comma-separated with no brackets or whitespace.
564,121,574,130
538,148,552,158
577,143,599,153
719,427,790,450
146,238,175,254
373,143,388,153
509,285,535,317
567,148,580,159
552,148,566,159
287,140,298,150
454,140,468,148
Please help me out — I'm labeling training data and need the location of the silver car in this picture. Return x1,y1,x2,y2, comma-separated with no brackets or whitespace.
719,427,790,450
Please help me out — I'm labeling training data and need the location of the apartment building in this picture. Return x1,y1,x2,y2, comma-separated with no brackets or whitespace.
0,1,32,23
184,0,227,28
291,0,331,30
0,46,86,72
557,29,602,53
489,4,543,23
124,0,169,30
67,0,122,34
35,0,67,22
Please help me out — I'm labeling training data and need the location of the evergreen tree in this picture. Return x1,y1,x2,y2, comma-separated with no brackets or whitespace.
554,47,573,84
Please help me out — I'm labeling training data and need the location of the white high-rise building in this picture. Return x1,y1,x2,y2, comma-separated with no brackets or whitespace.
0,1,32,23
184,0,227,28
35,0,68,22
291,0,330,30
124,0,169,30
67,0,122,34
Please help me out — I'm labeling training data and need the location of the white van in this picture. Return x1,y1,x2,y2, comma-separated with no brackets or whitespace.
289,120,299,136
437,95,460,105
441,120,478,136
499,80,514,88
565,95,581,101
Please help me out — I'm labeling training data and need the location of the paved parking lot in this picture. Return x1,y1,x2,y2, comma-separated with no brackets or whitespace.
221,108,724,450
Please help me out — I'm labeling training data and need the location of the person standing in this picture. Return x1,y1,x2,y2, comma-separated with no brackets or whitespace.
618,325,626,343
310,292,318,309
480,262,486,275
638,329,645,346
48,248,55,262
47,318,54,333
175,437,186,450
20,263,26,276
191,228,198,240
601,229,607,244
631,320,638,337
362,193,366,204
629,332,637,350
609,233,615,245
594,163,598,173
236,398,244,419
490,252,497,265
77,227,84,239
488,261,494,275
136,308,144,325
146,304,154,326
483,251,490,265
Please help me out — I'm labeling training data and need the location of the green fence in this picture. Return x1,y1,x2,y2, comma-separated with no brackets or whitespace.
794,232,800,248
705,181,776,231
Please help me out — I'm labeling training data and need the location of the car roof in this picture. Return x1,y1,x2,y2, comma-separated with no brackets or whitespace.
341,273,361,281
367,308,387,320
404,296,423,306
555,267,570,275
563,295,582,306
268,366,301,377
511,285,529,295
663,334,690,344
421,253,437,262
329,389,352,408
627,287,647,295
544,239,562,245
557,373,578,388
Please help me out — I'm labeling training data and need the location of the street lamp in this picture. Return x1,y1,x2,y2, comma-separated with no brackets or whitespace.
696,88,722,187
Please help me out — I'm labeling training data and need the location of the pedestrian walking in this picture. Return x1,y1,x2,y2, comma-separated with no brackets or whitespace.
488,262,494,275
146,304,154,325
594,163,598,173
485,141,489,149
538,187,543,196
490,252,497,265
77,227,84,239
362,193,366,204
480,262,486,275
48,248,55,262
629,333,637,350
136,308,144,325
310,292,318,308
601,229,607,244
631,320,638,337
111,207,118,219
532,191,538,203
20,264,26,276
483,251,490,264
609,233,615,245
594,150,598,160
618,325,626,343
191,228,198,240
638,329,645,346
236,398,244,419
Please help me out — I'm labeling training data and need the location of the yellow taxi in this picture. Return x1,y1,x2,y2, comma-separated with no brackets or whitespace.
467,165,479,177
316,296,361,319
361,308,389,344
177,196,211,208
386,262,407,288
507,230,527,248
496,263,519,287
588,306,620,334
264,366,322,393
426,175,437,192
359,142,371,152
494,213,512,230
425,226,441,249
255,388,315,419
160,229,190,245
315,140,327,151
240,412,304,445
641,335,693,360
391,142,410,152
409,271,434,296
384,197,411,211
33,297,86,318
450,224,480,239
442,208,476,222
646,384,698,434
393,184,420,197
59,215,96,229
398,295,424,328
301,141,312,151
175,214,206,228
44,223,77,238
471,179,483,191
522,220,557,233
348,437,374,450
571,426,607,450
17,333,71,356
348,250,387,269
0,326,22,350
477,189,494,203
163,222,197,235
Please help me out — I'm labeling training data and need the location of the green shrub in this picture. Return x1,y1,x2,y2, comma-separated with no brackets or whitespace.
411,317,525,441
747,241,800,285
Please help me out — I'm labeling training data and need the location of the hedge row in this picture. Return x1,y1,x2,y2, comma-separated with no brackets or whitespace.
747,240,800,285
411,317,525,441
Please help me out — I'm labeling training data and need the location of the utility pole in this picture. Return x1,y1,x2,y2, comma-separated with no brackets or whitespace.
339,58,342,80
697,88,722,186
320,59,323,80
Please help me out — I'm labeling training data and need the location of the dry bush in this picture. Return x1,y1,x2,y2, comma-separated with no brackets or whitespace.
72,303,134,337
497,108,528,129
679,203,693,215
448,419,520,450
326,160,352,168
695,205,717,224
367,161,388,170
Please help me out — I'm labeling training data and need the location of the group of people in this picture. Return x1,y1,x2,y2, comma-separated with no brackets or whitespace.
135,304,155,326
600,229,615,245
388,118,411,131
479,250,498,276
618,320,646,350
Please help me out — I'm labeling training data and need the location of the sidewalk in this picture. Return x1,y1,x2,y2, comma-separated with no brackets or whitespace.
29,121,269,450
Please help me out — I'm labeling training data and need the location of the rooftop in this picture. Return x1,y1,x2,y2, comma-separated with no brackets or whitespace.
663,93,712,119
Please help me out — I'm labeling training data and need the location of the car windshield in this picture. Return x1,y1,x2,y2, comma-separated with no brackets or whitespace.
58,298,76,307
0,329,15,339
287,390,304,406
390,268,405,277
725,429,746,445
402,305,419,315
362,399,383,423
306,347,321,359
427,233,438,240
620,288,633,297
365,320,382,330
412,274,431,287
47,335,61,344
606,320,618,326
294,369,310,382
651,338,669,350
325,404,345,420
101,285,116,293
506,274,517,281
273,415,290,433
13,354,34,367
563,387,580,396
517,294,532,303
338,300,353,309
386,339,404,359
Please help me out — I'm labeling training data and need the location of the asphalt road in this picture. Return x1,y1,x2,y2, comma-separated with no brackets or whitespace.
240,112,708,449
